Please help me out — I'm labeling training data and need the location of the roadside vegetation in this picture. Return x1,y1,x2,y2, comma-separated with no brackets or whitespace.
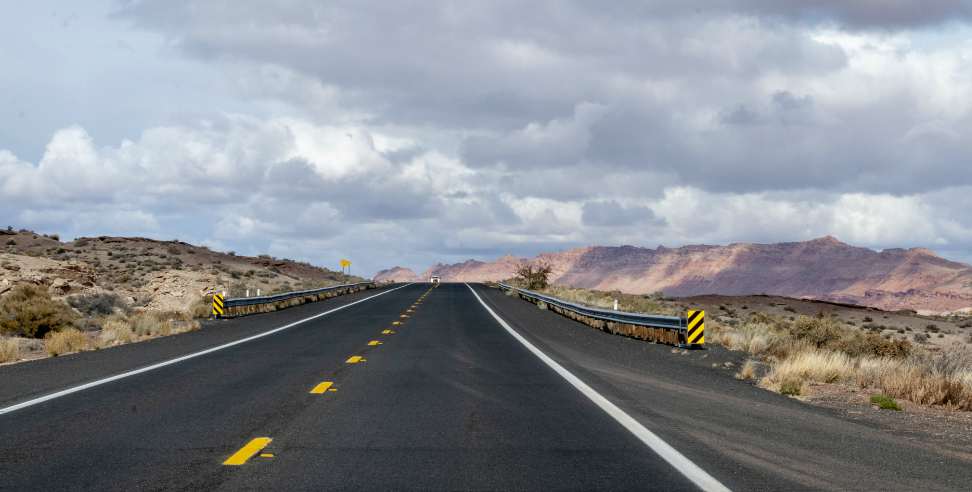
713,313,972,410
0,227,360,365
502,277,972,412
0,282,200,363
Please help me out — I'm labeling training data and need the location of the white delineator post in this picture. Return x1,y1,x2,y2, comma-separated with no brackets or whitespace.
613,299,619,310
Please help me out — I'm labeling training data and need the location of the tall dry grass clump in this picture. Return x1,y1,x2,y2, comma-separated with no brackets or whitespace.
99,317,136,346
0,337,19,363
717,312,972,410
45,328,89,356
95,311,199,348
854,351,972,410
762,350,855,395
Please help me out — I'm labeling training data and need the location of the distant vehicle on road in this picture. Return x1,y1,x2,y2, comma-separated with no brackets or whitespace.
430,275,440,285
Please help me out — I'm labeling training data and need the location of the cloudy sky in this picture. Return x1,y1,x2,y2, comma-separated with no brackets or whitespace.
2,1,972,275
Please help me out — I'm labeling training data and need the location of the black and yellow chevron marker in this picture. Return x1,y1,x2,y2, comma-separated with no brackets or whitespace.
212,294,225,318
686,310,704,345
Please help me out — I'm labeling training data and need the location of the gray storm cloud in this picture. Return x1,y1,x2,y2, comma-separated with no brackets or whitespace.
1,0,972,275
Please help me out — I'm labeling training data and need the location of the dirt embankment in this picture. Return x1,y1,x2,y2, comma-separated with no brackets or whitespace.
0,228,363,364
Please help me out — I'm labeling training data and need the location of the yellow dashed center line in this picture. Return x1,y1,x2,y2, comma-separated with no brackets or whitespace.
260,453,274,458
223,437,272,466
346,355,365,364
392,321,402,326
367,340,382,346
382,329,395,335
310,381,334,394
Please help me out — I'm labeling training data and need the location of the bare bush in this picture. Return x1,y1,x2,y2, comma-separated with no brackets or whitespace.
68,292,125,316
514,262,552,290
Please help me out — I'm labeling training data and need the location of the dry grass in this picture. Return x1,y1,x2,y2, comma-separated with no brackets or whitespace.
99,317,136,346
45,329,89,356
853,351,972,410
98,311,199,347
0,337,19,363
735,359,757,380
717,314,972,410
762,350,855,389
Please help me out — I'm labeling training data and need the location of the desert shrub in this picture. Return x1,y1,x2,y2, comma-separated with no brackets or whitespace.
514,262,552,290
719,321,777,355
779,378,802,396
99,317,135,346
913,333,929,344
835,332,911,359
863,316,873,323
870,394,901,411
67,292,125,316
735,359,757,380
0,337,19,363
783,306,796,313
855,351,972,410
5,239,15,246
187,295,213,319
791,315,844,348
45,328,88,356
131,312,169,337
0,284,78,338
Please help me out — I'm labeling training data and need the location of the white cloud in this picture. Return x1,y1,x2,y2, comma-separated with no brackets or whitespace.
3,1,972,274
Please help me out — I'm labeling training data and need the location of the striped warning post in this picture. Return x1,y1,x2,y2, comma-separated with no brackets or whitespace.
212,294,225,318
686,310,704,345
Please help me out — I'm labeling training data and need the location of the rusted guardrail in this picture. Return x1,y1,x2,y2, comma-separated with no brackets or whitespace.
497,283,699,347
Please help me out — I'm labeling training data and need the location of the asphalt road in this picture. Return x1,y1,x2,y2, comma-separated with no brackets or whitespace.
0,282,969,491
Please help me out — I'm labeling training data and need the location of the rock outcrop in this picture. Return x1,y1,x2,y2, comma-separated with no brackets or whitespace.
418,237,972,313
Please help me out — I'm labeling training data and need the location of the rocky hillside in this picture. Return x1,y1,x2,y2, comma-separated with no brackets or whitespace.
373,266,420,283
420,237,972,313
0,228,362,313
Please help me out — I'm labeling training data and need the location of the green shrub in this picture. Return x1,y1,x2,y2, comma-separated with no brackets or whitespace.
870,394,901,411
0,284,77,338
780,378,802,396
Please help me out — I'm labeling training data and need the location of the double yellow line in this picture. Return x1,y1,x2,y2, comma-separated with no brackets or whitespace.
223,285,435,466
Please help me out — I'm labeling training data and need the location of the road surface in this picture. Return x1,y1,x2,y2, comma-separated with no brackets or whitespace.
0,283,968,490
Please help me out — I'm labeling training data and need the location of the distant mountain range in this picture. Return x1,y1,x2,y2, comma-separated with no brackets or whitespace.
374,237,972,313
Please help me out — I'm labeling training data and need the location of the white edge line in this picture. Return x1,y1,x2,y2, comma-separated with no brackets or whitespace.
0,283,415,417
465,283,730,492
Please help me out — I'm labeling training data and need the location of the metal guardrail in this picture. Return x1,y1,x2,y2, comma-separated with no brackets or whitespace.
223,282,374,308
497,283,686,330
496,282,705,347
